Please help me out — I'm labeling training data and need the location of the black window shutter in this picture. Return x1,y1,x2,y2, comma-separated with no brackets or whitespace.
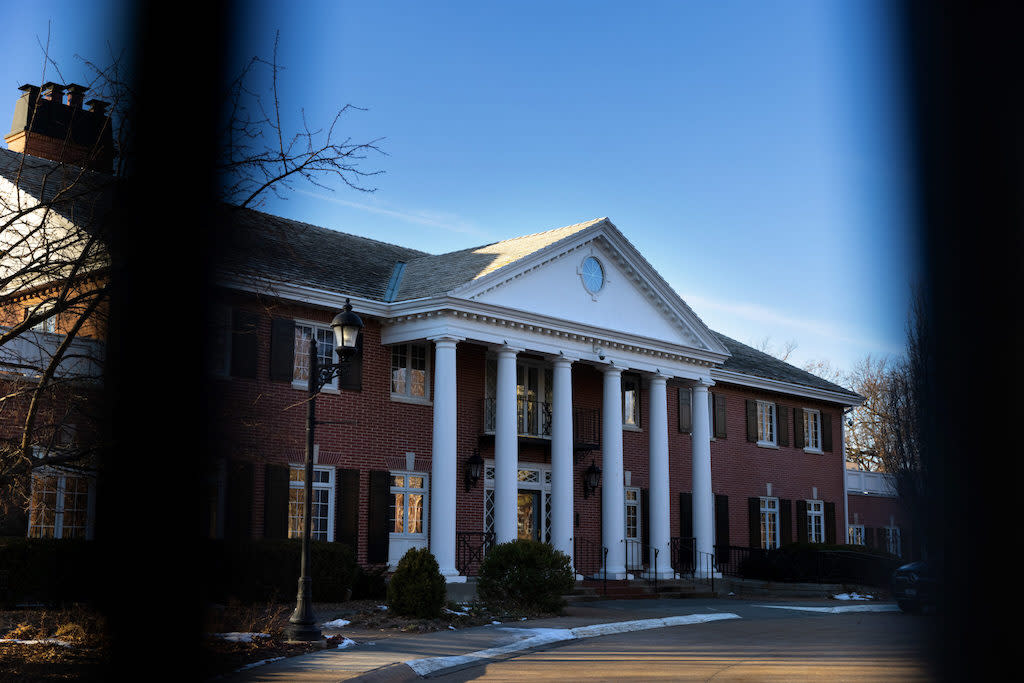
338,332,364,392
821,412,834,452
678,387,692,433
225,459,254,540
745,400,757,442
714,494,730,554
824,502,837,544
796,500,808,544
747,497,760,548
793,408,805,449
367,470,390,564
230,310,259,378
714,394,728,439
779,499,792,546
679,491,693,539
263,464,290,540
777,405,790,447
336,468,360,549
270,318,295,382
640,488,650,553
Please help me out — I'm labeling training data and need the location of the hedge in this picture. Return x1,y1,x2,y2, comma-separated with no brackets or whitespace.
737,543,901,586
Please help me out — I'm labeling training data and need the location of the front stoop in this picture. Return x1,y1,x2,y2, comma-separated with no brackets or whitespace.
565,578,715,602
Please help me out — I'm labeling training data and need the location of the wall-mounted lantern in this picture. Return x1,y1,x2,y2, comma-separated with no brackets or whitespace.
464,448,483,492
583,459,602,499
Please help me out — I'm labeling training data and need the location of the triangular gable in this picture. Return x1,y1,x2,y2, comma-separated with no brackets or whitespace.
450,219,728,355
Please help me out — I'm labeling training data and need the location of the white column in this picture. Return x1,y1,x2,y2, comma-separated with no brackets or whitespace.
646,374,675,579
494,345,521,544
691,380,717,577
601,366,627,579
550,355,575,565
430,336,462,580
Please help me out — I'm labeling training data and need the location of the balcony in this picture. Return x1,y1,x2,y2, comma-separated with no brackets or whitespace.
846,468,897,497
481,398,601,454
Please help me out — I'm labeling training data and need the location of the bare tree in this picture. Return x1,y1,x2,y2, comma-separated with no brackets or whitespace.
752,335,799,362
0,33,384,525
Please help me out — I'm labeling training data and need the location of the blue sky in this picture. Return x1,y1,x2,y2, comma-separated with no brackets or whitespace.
3,1,918,377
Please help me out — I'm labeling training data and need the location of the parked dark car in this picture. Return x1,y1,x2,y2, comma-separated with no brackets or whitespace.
891,560,938,613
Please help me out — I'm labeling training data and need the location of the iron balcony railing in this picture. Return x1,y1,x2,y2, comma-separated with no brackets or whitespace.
482,398,601,449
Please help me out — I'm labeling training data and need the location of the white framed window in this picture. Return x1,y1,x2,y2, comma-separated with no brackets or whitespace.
484,461,552,543
623,373,641,429
884,526,902,557
288,465,335,541
804,409,822,452
757,400,776,446
760,496,779,549
31,302,57,334
391,343,430,402
848,524,865,545
806,499,825,543
483,357,553,437
391,472,428,536
28,469,94,539
293,323,337,389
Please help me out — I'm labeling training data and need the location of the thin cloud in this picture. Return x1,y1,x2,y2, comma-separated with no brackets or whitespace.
296,190,488,237
686,293,899,354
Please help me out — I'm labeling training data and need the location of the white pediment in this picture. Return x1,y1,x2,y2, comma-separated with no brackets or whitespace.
453,224,727,356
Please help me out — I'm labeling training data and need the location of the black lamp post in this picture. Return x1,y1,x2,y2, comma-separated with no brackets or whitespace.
285,299,363,643
583,459,602,499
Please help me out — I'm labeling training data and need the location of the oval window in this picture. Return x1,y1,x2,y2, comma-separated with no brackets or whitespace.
581,256,604,293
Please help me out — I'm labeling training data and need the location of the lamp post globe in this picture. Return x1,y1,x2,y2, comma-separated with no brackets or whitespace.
332,298,363,357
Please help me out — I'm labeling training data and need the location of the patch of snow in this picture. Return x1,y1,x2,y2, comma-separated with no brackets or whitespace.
448,626,456,631
520,617,527,621
378,605,388,611
755,604,899,614
833,592,874,601
491,621,501,625
444,608,470,616
322,618,351,628
0,638,73,647
336,637,357,649
213,632,270,643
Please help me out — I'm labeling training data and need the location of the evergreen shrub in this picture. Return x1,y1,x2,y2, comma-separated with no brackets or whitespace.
476,539,574,613
386,547,446,618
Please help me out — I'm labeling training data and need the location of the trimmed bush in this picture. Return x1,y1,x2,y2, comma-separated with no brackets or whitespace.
477,539,574,614
386,547,446,618
738,543,900,586
0,538,100,606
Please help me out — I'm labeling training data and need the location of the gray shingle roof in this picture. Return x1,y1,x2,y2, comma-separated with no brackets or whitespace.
712,331,862,400
0,147,114,226
220,207,428,301
394,218,606,300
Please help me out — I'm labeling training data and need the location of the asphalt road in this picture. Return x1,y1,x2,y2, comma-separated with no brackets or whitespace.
425,600,937,682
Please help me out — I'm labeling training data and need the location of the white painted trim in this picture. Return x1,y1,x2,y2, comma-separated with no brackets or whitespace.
713,368,863,407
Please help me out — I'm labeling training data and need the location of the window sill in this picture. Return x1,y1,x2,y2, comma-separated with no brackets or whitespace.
803,447,824,455
391,394,432,406
622,424,642,432
292,381,340,394
756,441,779,449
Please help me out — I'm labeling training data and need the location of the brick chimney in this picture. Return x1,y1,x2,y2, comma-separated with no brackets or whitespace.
4,82,115,173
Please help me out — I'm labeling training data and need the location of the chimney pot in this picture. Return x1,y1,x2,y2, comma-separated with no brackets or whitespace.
41,82,65,102
85,99,109,116
65,84,88,109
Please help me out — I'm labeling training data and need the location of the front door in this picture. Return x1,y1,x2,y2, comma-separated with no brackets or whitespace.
625,487,643,570
517,489,541,541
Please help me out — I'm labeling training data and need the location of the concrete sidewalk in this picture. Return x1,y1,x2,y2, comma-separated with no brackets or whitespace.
222,599,746,682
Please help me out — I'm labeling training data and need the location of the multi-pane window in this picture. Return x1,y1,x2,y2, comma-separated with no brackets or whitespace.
760,496,779,549
391,473,427,535
804,409,822,451
806,499,825,543
623,374,641,428
625,489,639,539
28,471,93,539
288,466,334,541
884,526,902,557
31,302,57,333
293,324,335,386
757,401,776,446
848,524,865,545
391,343,429,400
